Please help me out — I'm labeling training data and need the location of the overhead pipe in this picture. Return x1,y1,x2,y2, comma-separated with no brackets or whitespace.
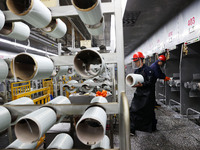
6,139,37,149
0,10,5,31
10,53,54,80
42,19,67,39
71,0,104,35
7,0,52,28
0,97,34,132
14,96,71,143
76,96,107,145
0,22,30,41
91,135,110,149
47,133,73,149
82,79,94,93
126,74,144,87
74,49,105,79
0,58,8,82
64,80,79,93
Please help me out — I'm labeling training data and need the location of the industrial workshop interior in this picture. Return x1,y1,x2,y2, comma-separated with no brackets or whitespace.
1,0,200,149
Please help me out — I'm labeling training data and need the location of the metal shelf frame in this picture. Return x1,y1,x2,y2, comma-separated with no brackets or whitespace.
1,0,130,149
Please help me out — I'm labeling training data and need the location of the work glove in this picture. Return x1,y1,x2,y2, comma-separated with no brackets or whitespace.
164,76,170,81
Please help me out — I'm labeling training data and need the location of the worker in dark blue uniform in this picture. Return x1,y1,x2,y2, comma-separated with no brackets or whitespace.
150,55,170,107
130,52,157,135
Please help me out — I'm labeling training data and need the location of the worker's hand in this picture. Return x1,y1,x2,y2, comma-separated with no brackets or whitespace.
164,76,170,81
133,82,143,87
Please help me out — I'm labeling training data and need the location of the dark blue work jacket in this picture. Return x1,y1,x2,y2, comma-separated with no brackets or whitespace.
150,60,166,80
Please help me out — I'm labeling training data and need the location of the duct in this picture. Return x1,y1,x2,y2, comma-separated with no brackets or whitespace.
14,96,70,143
0,106,11,132
0,22,30,41
67,67,76,77
0,10,5,31
6,139,37,149
64,80,79,93
74,49,105,79
42,19,67,39
56,66,69,77
82,79,94,93
76,96,107,145
47,133,73,149
101,80,111,91
126,74,144,87
71,0,104,35
4,58,14,79
10,53,54,80
6,0,52,28
15,107,57,143
0,58,8,82
91,135,110,149
5,97,34,124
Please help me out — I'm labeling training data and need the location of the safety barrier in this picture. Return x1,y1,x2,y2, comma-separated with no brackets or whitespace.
43,78,54,97
14,87,50,104
11,81,31,100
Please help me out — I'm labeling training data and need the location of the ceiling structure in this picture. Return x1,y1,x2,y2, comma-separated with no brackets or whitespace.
123,0,196,57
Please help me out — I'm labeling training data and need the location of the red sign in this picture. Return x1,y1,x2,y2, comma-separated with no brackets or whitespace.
168,31,173,37
188,17,195,26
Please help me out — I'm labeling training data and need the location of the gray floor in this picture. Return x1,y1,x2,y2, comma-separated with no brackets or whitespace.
113,86,200,150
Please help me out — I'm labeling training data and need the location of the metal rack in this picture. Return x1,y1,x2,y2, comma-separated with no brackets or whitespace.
2,0,130,149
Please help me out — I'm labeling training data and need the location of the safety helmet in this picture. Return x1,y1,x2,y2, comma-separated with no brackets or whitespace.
132,52,144,62
158,55,166,62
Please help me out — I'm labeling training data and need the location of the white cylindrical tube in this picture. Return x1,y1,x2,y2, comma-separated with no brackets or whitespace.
55,66,69,77
82,79,94,93
0,106,11,132
10,53,54,80
67,67,76,77
15,107,57,143
0,58,8,82
7,0,52,28
5,97,34,124
76,96,107,145
4,58,14,79
64,80,78,93
47,133,73,149
0,22,30,41
91,135,110,149
0,10,5,31
6,139,37,149
74,49,105,78
126,74,144,87
71,0,104,35
42,19,67,38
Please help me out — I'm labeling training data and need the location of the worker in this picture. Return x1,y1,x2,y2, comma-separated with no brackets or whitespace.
150,55,170,107
130,52,157,135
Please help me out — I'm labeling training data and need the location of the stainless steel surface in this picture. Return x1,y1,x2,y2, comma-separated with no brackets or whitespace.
120,92,131,150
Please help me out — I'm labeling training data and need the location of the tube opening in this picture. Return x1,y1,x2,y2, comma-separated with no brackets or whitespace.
42,19,57,32
0,23,13,35
76,118,104,145
15,118,40,143
74,50,103,78
11,54,36,80
126,75,133,86
72,0,97,9
7,0,32,15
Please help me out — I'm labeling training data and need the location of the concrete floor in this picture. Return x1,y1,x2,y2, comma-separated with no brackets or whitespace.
113,86,200,150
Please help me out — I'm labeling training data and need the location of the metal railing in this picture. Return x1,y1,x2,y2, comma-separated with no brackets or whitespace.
11,81,31,100
14,87,50,104
43,78,53,96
